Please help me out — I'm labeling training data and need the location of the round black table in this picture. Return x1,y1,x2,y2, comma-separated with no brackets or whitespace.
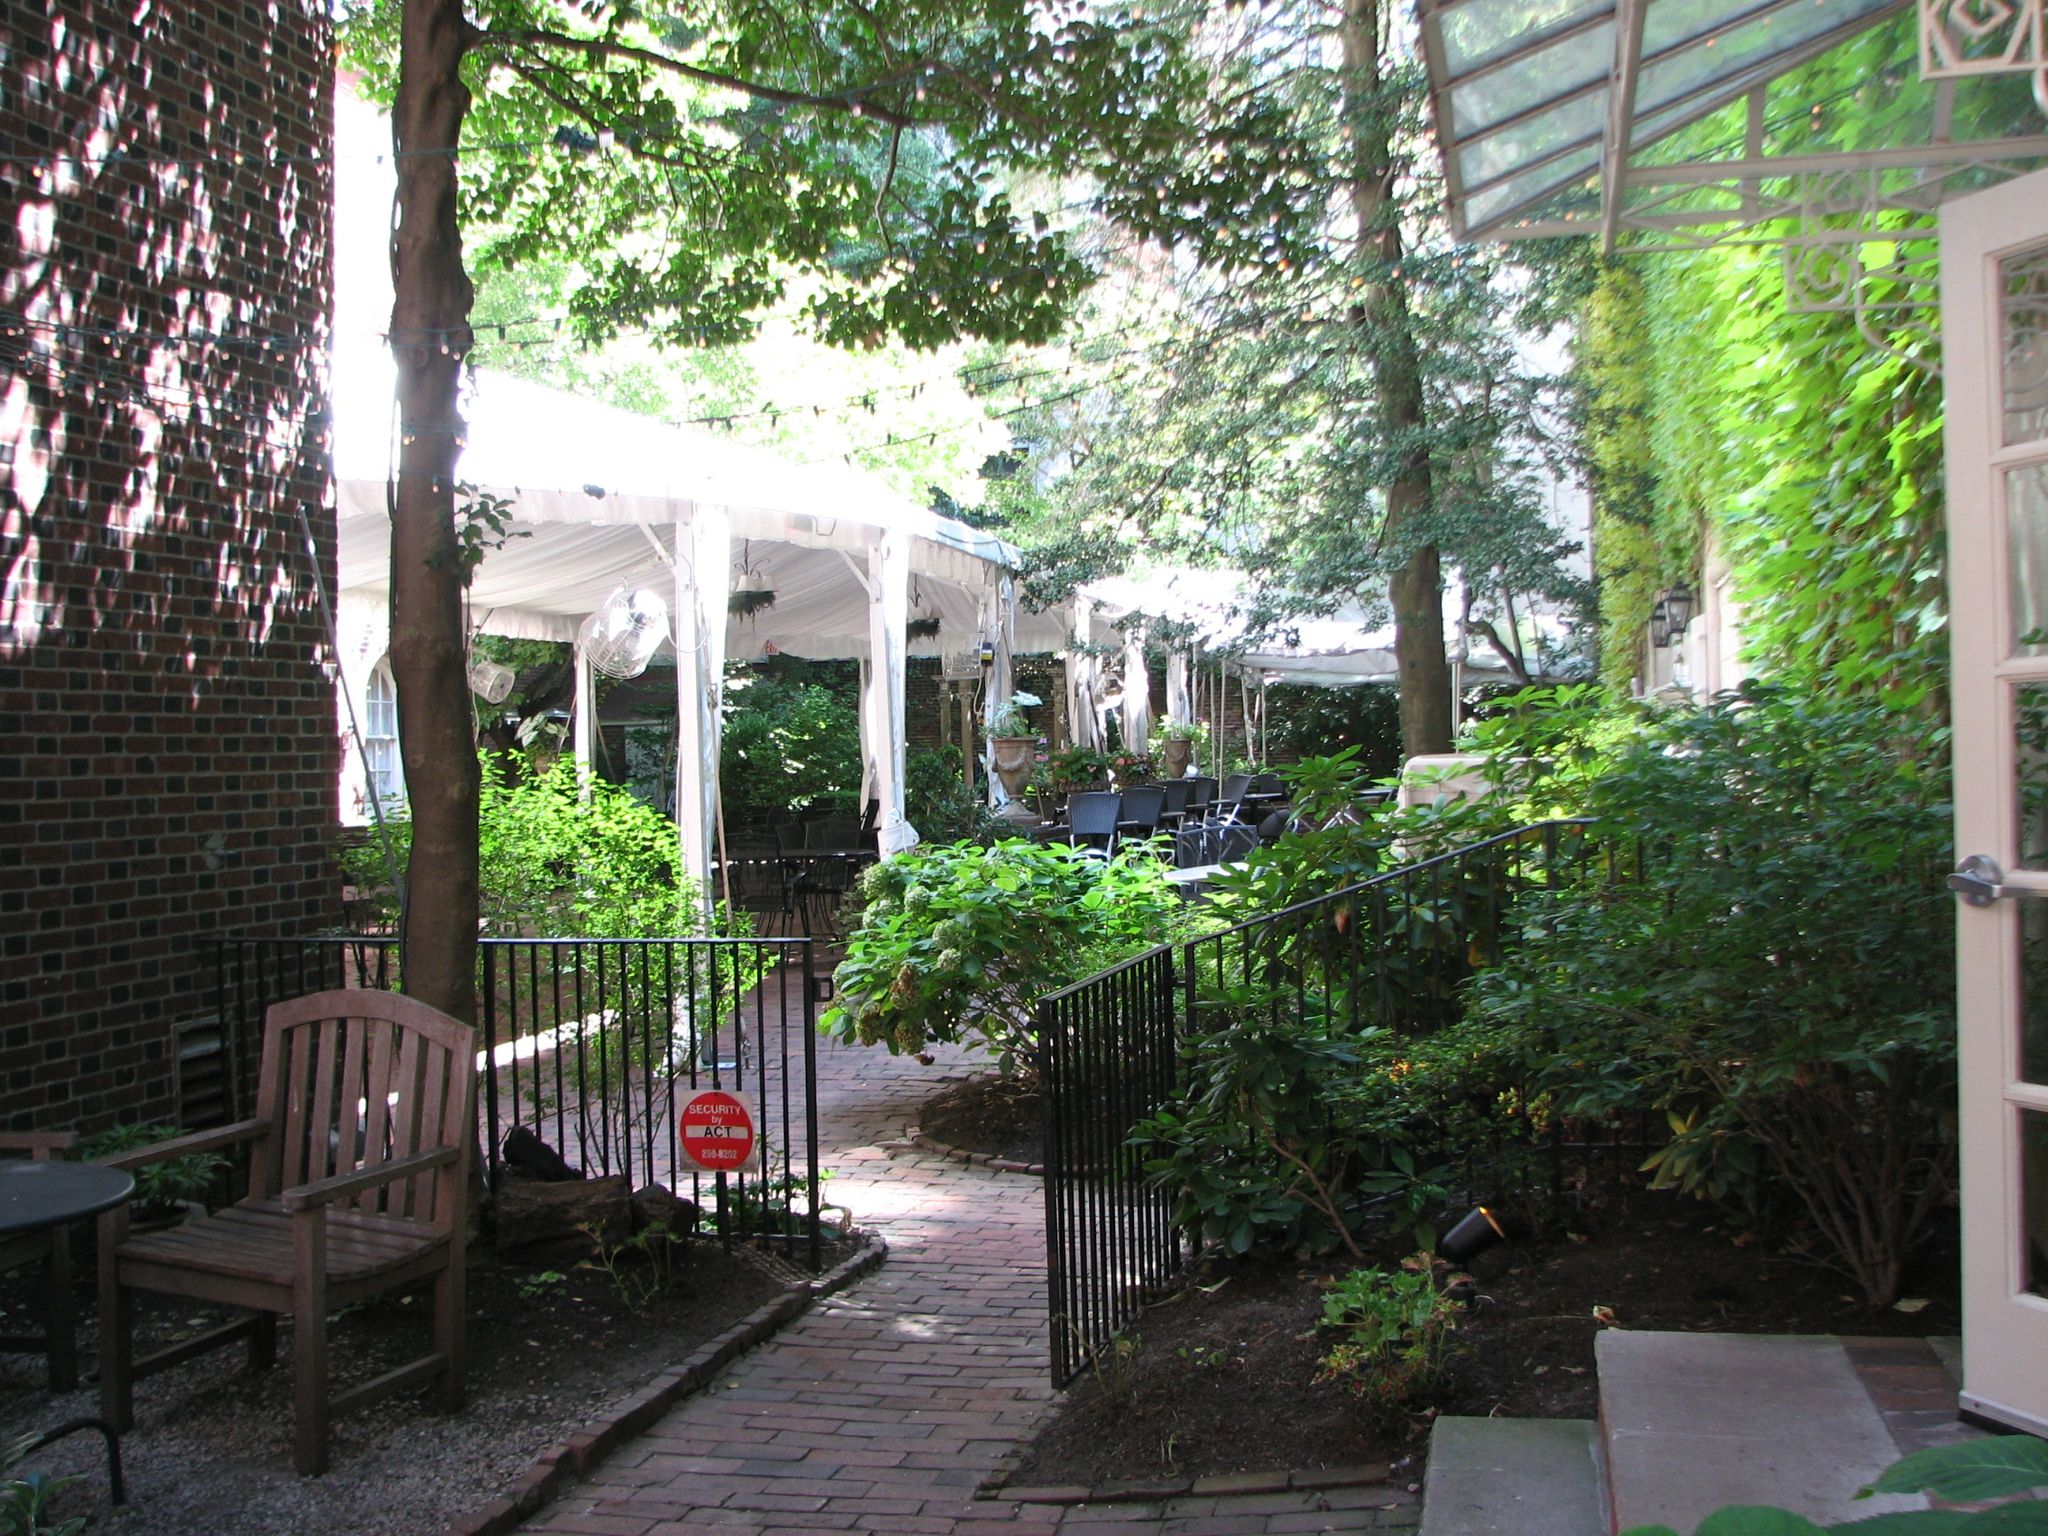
0,1160,134,1235
0,1161,134,1504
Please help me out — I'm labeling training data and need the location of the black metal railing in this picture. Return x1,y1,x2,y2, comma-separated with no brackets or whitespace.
1037,819,1634,1384
1039,944,1181,1386
215,932,823,1267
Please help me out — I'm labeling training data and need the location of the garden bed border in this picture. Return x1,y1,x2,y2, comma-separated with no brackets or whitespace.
442,1236,889,1536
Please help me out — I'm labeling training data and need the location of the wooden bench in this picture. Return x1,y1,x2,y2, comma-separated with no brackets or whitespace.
97,989,475,1475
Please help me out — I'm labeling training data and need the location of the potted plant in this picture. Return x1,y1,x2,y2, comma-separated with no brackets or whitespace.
1045,745,1112,796
986,691,1042,820
77,1122,228,1227
1149,718,1210,779
1108,748,1155,786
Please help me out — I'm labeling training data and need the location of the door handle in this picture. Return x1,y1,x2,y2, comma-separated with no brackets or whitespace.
1948,854,2010,907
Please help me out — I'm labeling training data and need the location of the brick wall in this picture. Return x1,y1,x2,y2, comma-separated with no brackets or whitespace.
1,3,338,1131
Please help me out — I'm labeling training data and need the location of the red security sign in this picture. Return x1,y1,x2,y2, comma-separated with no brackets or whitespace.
679,1088,761,1173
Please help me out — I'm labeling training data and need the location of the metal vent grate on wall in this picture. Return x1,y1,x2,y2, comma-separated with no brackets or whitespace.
171,1016,236,1130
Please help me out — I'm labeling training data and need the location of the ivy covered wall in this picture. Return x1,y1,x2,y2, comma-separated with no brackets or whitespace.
1580,242,1948,715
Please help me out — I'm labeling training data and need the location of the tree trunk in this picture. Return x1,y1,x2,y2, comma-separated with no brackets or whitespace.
390,0,480,1023
1341,0,1452,758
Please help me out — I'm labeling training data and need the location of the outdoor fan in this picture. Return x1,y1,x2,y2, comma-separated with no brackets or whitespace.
577,587,670,680
467,658,516,705
728,541,776,619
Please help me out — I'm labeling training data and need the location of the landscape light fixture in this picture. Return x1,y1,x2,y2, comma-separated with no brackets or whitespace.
1438,1205,1506,1265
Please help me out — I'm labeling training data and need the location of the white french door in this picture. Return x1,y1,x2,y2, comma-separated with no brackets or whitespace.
1942,164,2048,1438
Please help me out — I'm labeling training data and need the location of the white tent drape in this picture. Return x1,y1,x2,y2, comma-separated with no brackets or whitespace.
863,531,917,854
984,575,1018,810
673,506,730,907
1165,649,1191,727
1066,652,1103,752
1120,625,1152,753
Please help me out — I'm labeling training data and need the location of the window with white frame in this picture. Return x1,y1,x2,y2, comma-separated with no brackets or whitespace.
364,660,404,809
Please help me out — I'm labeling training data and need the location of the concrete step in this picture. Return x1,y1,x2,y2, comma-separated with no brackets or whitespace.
1420,1416,1606,1536
1597,1331,1925,1533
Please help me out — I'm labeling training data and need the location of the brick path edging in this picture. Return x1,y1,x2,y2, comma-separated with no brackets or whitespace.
980,1462,1395,1505
900,1125,1045,1176
441,1236,890,1536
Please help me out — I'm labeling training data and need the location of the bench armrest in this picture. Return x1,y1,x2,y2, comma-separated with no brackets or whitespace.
92,1119,267,1171
279,1147,460,1213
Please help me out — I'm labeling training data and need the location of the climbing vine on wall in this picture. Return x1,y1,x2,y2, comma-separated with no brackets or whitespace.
1578,240,1947,715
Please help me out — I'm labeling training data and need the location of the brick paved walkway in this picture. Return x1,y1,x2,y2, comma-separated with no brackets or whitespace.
517,1035,1417,1536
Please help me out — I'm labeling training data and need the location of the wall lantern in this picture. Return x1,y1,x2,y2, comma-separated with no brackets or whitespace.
1650,582,1697,649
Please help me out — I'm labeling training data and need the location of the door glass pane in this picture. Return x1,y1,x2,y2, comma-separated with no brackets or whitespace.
2007,244,2048,446
2025,1110,2048,1297
2009,465,2048,655
2017,683,2048,866
2022,904,2048,1083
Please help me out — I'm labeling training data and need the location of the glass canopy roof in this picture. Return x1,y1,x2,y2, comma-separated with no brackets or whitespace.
1417,0,2048,246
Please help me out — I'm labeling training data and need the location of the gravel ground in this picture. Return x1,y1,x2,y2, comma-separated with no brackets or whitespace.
0,1241,796,1535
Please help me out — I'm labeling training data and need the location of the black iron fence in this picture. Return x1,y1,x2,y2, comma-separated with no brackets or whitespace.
214,932,823,1266
1037,820,1640,1385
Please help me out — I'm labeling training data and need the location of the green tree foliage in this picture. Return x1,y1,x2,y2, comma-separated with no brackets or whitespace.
338,0,1328,1021
1579,265,1664,694
987,4,1588,750
341,1,1321,353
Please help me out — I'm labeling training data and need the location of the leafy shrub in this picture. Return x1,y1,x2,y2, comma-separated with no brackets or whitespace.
1202,749,1391,918
1621,1435,2048,1534
1136,997,1453,1257
719,674,861,824
1313,1259,1461,1426
1265,682,1403,780
823,839,1187,1075
341,752,704,938
1469,683,1956,1307
76,1124,226,1222
904,746,1006,844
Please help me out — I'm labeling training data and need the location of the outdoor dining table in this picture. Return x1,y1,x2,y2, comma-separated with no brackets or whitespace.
0,1159,134,1503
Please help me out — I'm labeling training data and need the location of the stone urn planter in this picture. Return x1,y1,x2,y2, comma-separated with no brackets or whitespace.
1158,737,1193,779
991,736,1039,822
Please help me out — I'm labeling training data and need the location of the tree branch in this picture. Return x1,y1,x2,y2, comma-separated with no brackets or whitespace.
474,26,926,129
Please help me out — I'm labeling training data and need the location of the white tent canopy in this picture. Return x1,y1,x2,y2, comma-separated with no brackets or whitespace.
1078,568,1560,688
333,349,1067,890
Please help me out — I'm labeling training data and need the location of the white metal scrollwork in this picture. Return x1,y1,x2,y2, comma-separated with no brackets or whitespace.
1918,0,2048,114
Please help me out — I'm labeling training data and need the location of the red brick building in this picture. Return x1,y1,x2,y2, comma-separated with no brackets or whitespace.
1,4,339,1129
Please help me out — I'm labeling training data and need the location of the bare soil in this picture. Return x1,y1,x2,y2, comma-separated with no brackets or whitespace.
916,1072,1044,1165
1,1234,801,1534
918,1072,1964,1491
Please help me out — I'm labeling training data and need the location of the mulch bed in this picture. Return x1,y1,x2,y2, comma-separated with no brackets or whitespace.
916,1072,1045,1166
920,1072,1965,1492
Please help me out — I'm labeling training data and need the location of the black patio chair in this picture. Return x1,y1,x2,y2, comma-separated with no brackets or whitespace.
1061,791,1122,855
724,853,808,939
1217,773,1253,823
806,815,863,851
1156,780,1192,829
1116,785,1167,844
